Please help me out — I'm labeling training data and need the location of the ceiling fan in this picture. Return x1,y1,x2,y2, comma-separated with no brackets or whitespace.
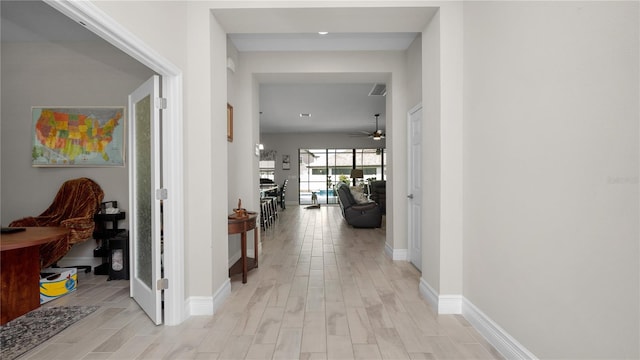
351,113,385,140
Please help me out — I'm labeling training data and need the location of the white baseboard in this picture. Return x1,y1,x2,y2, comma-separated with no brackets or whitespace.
213,279,231,313
384,242,393,259
462,298,537,360
186,296,214,316
419,277,439,312
186,279,231,316
393,248,408,261
418,281,535,359
418,277,462,314
384,243,408,261
439,294,462,314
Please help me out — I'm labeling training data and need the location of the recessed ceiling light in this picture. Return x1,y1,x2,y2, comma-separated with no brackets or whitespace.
299,113,312,118
318,31,329,35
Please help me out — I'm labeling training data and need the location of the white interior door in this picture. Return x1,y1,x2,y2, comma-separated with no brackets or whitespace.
408,105,423,271
128,75,163,325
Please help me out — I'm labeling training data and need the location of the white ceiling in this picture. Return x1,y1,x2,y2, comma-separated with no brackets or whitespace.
259,83,387,135
2,2,438,136
215,7,437,135
229,32,419,52
0,1,100,42
211,7,437,34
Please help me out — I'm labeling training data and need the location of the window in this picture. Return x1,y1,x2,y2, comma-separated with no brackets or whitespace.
259,150,277,181
259,160,275,180
364,168,377,175
298,148,386,205
331,168,352,176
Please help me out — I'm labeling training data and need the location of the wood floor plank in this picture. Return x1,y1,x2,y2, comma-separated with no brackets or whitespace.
282,295,306,328
326,335,355,359
106,334,155,359
267,283,292,308
20,205,503,360
299,352,327,360
254,307,285,344
300,311,326,353
193,352,221,360
325,302,349,336
245,343,275,360
273,327,303,359
137,342,185,360
353,344,383,359
218,335,254,360
346,307,377,344
373,328,411,360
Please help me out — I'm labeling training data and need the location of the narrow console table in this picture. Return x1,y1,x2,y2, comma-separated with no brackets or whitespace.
228,212,258,283
0,227,70,324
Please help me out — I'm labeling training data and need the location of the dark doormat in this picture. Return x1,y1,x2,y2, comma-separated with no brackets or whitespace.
1,305,99,360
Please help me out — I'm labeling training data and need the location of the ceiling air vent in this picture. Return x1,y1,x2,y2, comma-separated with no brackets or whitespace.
368,83,387,96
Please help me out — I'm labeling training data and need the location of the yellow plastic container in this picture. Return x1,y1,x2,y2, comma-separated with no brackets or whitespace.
40,268,77,303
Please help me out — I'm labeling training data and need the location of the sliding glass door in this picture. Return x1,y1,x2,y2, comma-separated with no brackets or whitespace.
299,148,386,205
326,149,353,204
299,149,326,205
355,148,386,182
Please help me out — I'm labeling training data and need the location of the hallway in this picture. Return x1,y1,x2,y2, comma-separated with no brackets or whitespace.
23,205,502,359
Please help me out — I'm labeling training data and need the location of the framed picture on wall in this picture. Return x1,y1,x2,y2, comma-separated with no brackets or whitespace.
282,154,290,170
227,103,233,142
31,106,126,167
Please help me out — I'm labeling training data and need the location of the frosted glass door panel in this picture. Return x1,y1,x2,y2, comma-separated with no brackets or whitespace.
129,75,163,325
135,94,152,288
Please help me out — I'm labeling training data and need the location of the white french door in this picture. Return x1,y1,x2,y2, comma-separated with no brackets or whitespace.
128,75,163,324
408,105,423,271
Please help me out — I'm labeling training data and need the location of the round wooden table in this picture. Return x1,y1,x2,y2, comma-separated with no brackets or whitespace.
228,212,258,283
1,227,70,324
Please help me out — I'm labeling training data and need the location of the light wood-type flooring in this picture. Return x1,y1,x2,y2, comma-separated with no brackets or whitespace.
21,205,503,359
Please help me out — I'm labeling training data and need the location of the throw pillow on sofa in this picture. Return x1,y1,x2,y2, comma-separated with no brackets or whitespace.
349,186,369,203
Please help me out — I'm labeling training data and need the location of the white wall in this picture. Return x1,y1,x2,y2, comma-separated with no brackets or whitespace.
421,10,442,295
406,35,422,109
1,40,154,266
90,0,223,310
437,2,464,299
463,2,639,358
226,38,242,266
79,2,640,358
419,2,465,308
208,6,231,303
231,50,409,254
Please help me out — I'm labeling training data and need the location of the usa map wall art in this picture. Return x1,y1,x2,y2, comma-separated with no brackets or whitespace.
31,107,125,167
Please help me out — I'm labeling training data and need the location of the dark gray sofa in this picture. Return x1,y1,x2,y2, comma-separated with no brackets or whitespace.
335,183,382,228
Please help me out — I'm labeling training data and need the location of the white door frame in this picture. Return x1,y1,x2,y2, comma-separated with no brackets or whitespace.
46,0,186,325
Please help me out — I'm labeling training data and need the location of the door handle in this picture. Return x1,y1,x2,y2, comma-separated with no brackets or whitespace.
407,194,414,199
